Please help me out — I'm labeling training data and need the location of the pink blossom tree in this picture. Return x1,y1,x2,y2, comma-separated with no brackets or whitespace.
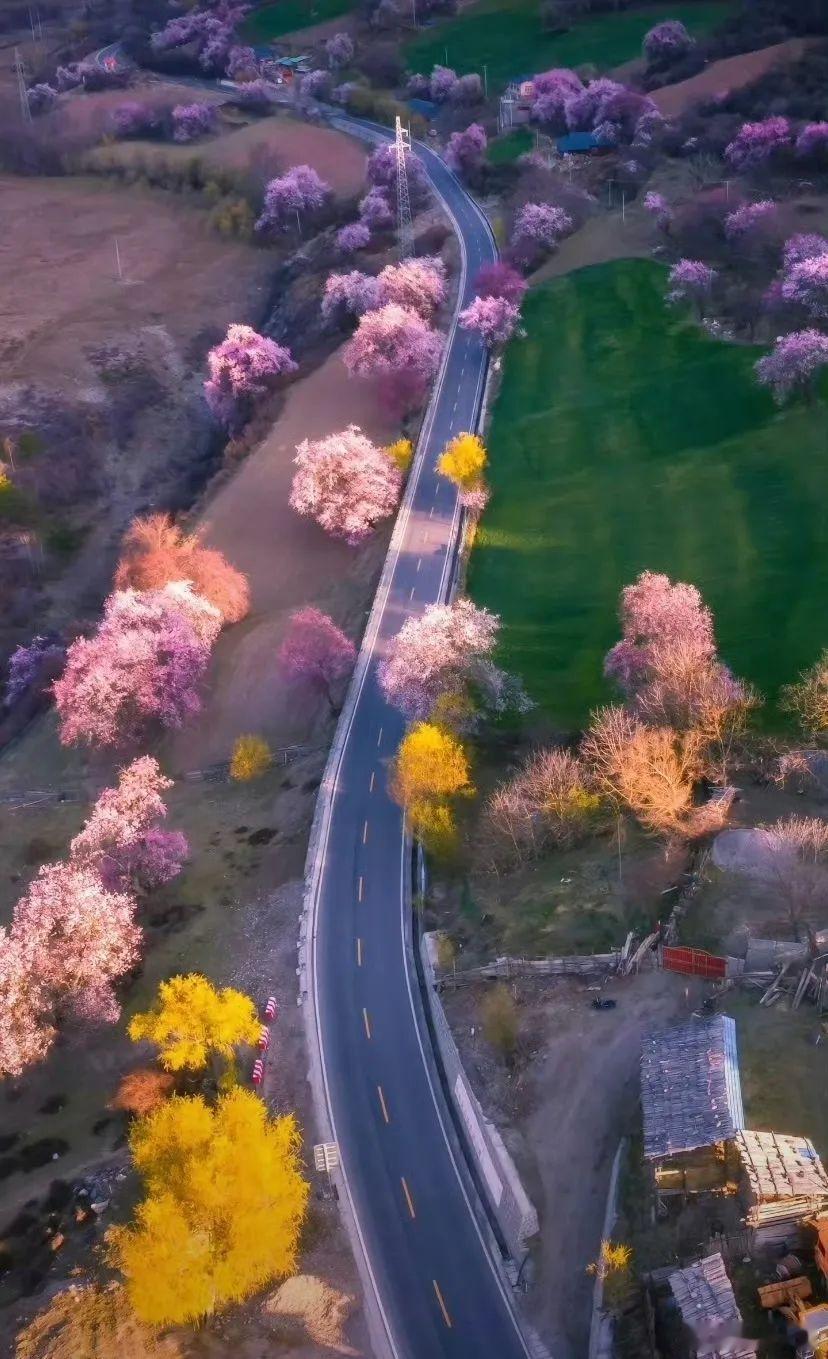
459,294,520,348
256,165,331,234
379,598,517,723
226,45,258,81
343,303,443,413
336,221,371,254
366,142,428,204
781,254,828,319
111,100,163,139
564,77,625,132
430,64,458,102
474,261,527,306
643,191,673,232
605,571,715,694
290,426,402,543
725,117,792,171
755,329,828,403
300,68,329,100
235,79,275,112
530,68,583,132
643,19,694,64
278,607,356,710
321,270,380,323
723,199,777,240
5,635,64,707
783,234,828,269
204,323,296,428
358,186,394,232
13,862,140,1025
445,123,487,178
0,934,53,1079
376,256,446,318
796,122,828,161
510,202,573,266
172,102,218,142
70,757,188,893
326,31,354,69
54,584,220,749
666,259,717,311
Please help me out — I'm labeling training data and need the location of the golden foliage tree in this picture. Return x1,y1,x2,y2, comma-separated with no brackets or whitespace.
109,1088,309,1325
110,1068,175,1118
128,973,260,1074
230,734,273,782
390,721,473,851
384,438,414,474
437,432,489,510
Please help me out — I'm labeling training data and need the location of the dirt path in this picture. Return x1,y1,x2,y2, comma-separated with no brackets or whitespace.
531,209,652,287
649,38,811,117
170,348,396,771
445,969,698,1358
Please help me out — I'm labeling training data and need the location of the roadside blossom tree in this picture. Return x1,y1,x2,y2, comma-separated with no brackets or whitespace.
724,199,777,240
459,294,520,348
430,64,458,102
70,757,188,894
300,69,329,100
783,234,828,269
474,261,527,306
796,122,828,161
290,425,402,543
321,270,380,322
278,607,356,710
204,324,297,428
379,598,518,725
755,329,828,403
172,102,218,142
781,253,828,319
343,303,443,413
358,186,394,231
666,259,717,312
643,19,693,64
226,45,258,81
643,191,673,231
725,117,792,171
376,256,446,318
256,165,331,234
445,123,487,178
510,203,573,265
54,583,220,749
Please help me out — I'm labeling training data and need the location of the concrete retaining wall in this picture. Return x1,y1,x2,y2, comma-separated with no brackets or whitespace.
421,931,539,1260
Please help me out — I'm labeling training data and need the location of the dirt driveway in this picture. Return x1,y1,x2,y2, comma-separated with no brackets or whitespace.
445,968,698,1358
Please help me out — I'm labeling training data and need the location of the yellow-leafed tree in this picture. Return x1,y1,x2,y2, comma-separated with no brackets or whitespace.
437,432,487,497
230,734,273,781
390,721,473,851
109,1088,309,1325
384,438,414,474
128,973,260,1073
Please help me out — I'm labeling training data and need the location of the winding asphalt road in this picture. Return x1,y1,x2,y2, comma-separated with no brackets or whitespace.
308,123,534,1359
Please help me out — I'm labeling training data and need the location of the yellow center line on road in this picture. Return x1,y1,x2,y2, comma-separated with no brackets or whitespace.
357,937,362,966
401,1177,416,1219
358,876,364,902
363,1008,371,1039
433,1280,452,1329
377,1085,390,1124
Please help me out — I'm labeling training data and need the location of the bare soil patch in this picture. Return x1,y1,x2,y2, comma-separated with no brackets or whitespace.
530,208,652,287
649,37,812,118
443,968,696,1359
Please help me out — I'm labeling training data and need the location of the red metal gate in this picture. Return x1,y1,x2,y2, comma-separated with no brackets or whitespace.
661,945,727,980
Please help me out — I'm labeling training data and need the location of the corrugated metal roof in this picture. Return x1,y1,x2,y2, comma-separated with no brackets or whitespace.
641,1015,745,1160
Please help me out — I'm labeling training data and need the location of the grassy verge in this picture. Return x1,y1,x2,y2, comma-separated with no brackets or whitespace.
487,127,534,164
467,258,828,729
405,0,731,92
244,0,354,42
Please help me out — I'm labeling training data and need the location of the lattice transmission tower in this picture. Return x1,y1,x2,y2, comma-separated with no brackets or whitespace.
394,115,413,259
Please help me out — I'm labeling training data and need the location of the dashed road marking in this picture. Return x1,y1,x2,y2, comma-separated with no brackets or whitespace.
401,1177,416,1219
369,770,375,793
376,727,383,748
362,819,369,844
363,1008,371,1039
433,1280,452,1329
358,876,364,903
409,586,415,601
377,1085,390,1124
357,937,362,966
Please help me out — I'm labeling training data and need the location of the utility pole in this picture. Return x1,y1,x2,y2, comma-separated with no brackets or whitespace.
411,0,416,26
114,237,123,282
394,115,413,260
483,64,488,98
14,48,31,124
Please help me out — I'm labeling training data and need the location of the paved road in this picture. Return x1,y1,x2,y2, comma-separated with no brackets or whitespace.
309,123,533,1359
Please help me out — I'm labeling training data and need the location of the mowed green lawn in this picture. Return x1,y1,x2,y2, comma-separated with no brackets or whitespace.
406,0,731,91
467,259,828,729
243,0,353,42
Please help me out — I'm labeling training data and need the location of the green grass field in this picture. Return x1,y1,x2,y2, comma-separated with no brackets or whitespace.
467,259,828,730
487,127,534,164
243,0,353,42
406,0,731,92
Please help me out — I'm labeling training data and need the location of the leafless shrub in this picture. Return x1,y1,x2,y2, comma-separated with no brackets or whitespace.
477,745,600,870
581,705,704,836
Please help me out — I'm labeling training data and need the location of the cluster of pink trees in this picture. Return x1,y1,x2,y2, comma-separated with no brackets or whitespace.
459,294,520,348
326,32,354,69
445,123,487,179
754,234,828,402
379,598,524,726
289,425,402,543
204,323,297,429
322,258,445,331
343,302,443,414
756,330,828,403
1,756,187,1078
256,165,331,235
150,1,248,72
410,65,482,106
725,117,792,171
527,69,656,146
322,270,381,321
278,606,356,710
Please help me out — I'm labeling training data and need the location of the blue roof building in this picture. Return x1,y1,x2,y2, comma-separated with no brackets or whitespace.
556,131,605,154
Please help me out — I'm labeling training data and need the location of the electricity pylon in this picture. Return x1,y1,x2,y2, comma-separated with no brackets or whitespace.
394,115,413,259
